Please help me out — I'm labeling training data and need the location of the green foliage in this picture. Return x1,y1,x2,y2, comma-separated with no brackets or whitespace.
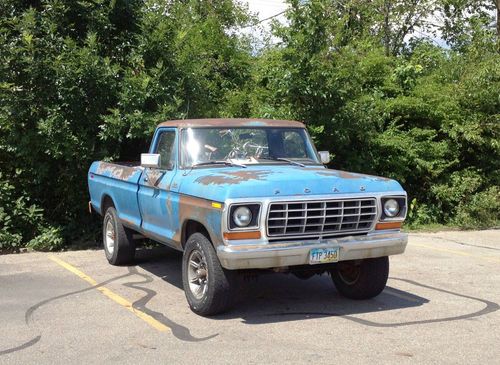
0,173,62,251
26,226,64,251
239,0,499,229
0,0,498,251
0,0,252,250
454,187,500,229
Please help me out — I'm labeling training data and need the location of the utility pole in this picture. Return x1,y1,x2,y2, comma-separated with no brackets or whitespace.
496,0,500,51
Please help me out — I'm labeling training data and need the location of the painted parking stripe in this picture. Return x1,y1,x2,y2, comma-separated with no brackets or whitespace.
411,243,500,264
49,256,170,332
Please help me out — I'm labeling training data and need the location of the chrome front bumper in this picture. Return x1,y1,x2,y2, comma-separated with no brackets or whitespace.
217,231,408,270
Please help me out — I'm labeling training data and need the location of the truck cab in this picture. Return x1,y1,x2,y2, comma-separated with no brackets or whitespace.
88,119,407,315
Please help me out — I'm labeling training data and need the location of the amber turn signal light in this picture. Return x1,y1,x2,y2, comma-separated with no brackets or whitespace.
375,221,402,230
223,231,261,240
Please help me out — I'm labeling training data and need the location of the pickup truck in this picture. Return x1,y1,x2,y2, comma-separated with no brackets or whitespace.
88,118,408,315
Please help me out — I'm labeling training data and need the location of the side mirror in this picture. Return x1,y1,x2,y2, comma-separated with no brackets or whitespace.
318,151,330,164
141,153,161,169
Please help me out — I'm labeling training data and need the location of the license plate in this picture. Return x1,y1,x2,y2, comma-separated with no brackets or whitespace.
309,247,339,265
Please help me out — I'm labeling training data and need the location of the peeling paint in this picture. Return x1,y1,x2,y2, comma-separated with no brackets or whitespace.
178,165,403,201
194,170,273,186
310,168,392,181
172,194,222,245
96,162,140,181
166,194,173,217
121,217,135,227
313,169,360,179
143,169,164,187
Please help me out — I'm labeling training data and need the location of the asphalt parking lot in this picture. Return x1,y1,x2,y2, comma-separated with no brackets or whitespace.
1,230,499,364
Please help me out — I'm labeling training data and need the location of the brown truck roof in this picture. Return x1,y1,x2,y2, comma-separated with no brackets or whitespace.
157,118,305,129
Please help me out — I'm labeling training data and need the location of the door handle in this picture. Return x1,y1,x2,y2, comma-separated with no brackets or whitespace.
143,169,164,185
143,168,150,182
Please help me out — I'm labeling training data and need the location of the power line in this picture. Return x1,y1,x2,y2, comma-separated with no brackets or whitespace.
241,9,288,29
257,9,287,23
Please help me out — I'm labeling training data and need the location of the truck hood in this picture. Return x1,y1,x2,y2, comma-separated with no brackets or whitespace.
177,165,404,201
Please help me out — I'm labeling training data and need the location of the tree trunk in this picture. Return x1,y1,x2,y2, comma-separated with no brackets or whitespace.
496,0,500,37
383,0,391,56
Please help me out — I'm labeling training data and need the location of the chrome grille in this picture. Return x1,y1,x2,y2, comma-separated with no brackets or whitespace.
267,198,377,238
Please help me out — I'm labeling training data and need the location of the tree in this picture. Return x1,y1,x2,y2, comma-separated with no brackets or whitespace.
0,0,253,250
438,0,497,50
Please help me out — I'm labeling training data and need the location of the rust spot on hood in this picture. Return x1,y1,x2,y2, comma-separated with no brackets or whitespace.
336,170,361,179
310,168,392,181
194,170,272,185
96,162,139,181
308,168,360,179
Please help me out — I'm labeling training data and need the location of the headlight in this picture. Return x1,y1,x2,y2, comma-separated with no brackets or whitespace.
233,206,252,227
383,199,400,217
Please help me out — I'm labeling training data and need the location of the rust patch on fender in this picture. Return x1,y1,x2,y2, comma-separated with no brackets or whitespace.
120,217,135,227
96,162,139,181
194,170,272,186
173,194,221,245
166,194,173,217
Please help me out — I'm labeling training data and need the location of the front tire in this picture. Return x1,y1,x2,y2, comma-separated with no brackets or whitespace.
103,207,135,265
182,233,234,316
330,256,389,299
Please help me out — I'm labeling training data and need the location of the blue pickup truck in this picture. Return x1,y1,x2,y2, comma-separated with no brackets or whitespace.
88,118,408,315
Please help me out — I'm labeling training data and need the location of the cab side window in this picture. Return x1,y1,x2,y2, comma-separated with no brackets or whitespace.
155,131,176,170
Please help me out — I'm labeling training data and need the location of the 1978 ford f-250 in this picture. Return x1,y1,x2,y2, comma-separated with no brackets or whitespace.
88,118,408,315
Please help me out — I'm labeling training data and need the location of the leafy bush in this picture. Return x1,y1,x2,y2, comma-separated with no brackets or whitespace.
26,227,65,251
0,173,62,251
0,0,252,250
454,187,500,229
0,0,498,251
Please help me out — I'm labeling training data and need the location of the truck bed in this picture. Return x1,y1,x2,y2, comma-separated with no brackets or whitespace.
88,161,144,228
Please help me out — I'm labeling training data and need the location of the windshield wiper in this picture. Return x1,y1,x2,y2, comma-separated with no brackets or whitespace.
192,160,247,168
259,156,305,167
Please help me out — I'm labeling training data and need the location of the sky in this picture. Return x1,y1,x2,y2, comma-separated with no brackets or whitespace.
240,0,288,47
242,0,448,48
244,0,288,24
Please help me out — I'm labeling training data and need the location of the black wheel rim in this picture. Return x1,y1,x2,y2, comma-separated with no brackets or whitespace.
337,263,361,285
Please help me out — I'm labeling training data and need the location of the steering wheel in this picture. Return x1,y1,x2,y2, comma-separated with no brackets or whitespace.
225,147,246,160
242,141,268,158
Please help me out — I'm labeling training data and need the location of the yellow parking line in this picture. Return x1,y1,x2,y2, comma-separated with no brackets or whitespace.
49,256,170,332
411,243,500,264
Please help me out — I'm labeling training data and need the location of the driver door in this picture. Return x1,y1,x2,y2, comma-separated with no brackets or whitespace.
138,128,178,244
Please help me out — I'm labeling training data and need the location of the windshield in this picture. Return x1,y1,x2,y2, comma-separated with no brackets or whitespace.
181,127,320,167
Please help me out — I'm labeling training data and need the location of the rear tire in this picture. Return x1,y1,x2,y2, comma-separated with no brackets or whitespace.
330,256,389,299
102,207,135,265
182,233,234,316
